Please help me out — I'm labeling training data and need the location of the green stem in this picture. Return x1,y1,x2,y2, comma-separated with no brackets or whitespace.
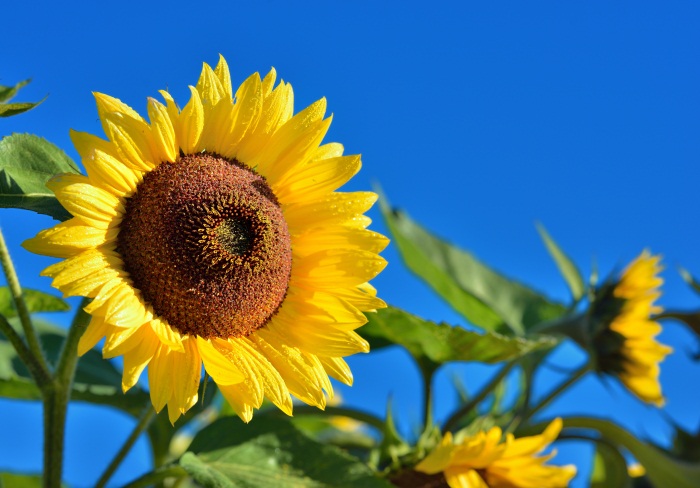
121,465,187,488
0,228,50,377
516,361,590,429
443,360,516,433
96,406,157,488
43,298,91,488
0,314,50,386
287,405,386,431
421,367,433,430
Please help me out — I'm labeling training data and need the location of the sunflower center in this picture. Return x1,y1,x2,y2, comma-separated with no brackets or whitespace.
117,152,292,339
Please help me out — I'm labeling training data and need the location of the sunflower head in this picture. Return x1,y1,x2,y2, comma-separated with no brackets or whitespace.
412,418,576,488
24,55,388,423
589,251,672,406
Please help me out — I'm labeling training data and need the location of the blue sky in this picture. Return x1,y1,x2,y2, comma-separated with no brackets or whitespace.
2,1,700,486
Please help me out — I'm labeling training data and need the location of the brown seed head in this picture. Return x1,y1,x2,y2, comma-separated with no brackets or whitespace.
118,153,292,339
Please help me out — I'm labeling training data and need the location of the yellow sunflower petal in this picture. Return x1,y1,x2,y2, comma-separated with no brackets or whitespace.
218,382,255,423
149,344,176,412
319,356,353,386
94,92,143,122
293,249,387,289
147,97,177,163
102,113,157,172
249,97,326,173
196,62,226,106
41,248,119,294
70,130,142,196
224,73,262,155
150,318,184,353
267,315,369,357
196,337,245,386
284,191,377,232
103,321,147,358
121,327,159,391
48,178,123,229
77,315,111,356
85,281,152,328
250,329,328,408
213,338,293,416
261,67,277,96
22,220,117,259
259,116,332,186
445,468,489,488
213,54,233,99
177,86,205,154
274,154,361,204
170,337,201,416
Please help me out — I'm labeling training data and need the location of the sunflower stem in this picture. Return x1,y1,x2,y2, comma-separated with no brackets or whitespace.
96,406,156,488
0,314,51,386
443,360,516,433
421,368,433,431
0,227,50,377
44,298,91,488
513,361,590,430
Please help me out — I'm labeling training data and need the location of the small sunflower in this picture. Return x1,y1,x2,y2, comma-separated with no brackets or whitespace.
591,251,672,406
413,418,576,488
24,56,388,423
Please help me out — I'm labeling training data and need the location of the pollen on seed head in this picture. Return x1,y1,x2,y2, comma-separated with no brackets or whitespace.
117,152,292,339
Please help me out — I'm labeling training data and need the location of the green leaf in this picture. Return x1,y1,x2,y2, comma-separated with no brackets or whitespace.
360,306,557,375
0,79,46,117
0,79,30,103
0,472,67,488
590,442,632,488
182,416,393,487
0,133,80,220
380,200,566,335
0,318,149,415
0,287,69,318
536,223,585,302
564,417,700,488
0,98,47,118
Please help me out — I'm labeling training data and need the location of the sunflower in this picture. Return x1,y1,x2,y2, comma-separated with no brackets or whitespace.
591,251,672,406
413,418,576,488
24,55,388,423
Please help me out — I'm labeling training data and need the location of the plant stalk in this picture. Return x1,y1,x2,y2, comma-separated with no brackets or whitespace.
514,361,590,430
443,360,516,432
96,406,157,488
43,299,91,488
0,227,49,375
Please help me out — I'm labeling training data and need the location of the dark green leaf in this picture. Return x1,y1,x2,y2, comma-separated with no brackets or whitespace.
0,318,149,415
0,287,69,318
0,79,30,103
361,306,557,375
670,423,700,463
536,223,585,302
183,416,392,487
590,442,632,488
380,200,566,335
0,133,80,220
564,417,700,488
